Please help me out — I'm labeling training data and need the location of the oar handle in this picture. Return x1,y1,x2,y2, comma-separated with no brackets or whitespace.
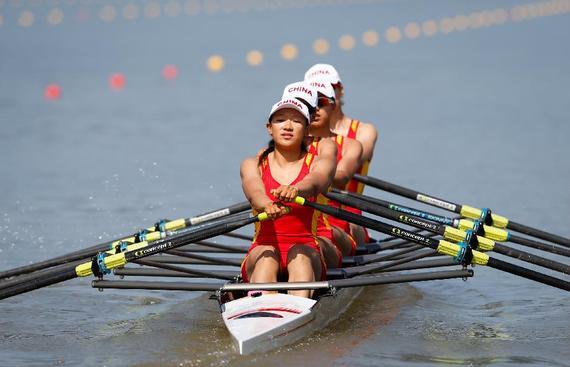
186,201,251,226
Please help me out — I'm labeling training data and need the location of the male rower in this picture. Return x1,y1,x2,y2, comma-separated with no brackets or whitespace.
305,64,378,246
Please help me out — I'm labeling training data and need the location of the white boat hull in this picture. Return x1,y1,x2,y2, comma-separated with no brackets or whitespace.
221,287,363,355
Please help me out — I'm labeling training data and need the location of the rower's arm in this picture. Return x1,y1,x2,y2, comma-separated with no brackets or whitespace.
240,157,273,211
356,122,378,162
334,138,363,188
296,139,337,197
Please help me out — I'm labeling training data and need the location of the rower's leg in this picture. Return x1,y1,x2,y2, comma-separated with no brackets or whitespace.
331,226,356,256
246,245,280,284
349,223,367,247
317,237,341,269
287,244,323,298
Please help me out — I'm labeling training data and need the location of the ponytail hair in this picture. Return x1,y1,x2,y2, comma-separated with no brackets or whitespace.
258,139,275,165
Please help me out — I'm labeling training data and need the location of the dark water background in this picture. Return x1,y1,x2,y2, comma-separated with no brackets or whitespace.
1,0,569,366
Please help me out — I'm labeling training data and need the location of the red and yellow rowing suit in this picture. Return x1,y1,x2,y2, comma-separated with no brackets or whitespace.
241,152,326,282
343,120,371,243
309,136,357,256
308,138,343,266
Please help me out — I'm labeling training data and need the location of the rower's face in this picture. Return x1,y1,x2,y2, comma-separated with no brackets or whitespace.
333,84,343,110
313,96,335,127
267,108,307,147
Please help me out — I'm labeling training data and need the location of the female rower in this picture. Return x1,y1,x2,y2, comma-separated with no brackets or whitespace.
280,82,343,269
240,97,336,298
305,64,378,246
301,79,363,257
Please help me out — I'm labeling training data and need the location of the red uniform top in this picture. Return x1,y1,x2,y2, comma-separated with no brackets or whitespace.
308,138,343,264
309,136,357,256
342,120,371,242
344,120,370,194
242,152,325,281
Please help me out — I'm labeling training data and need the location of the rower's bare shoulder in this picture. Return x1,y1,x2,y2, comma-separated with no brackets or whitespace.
356,121,378,143
316,138,337,157
343,136,363,155
240,156,260,176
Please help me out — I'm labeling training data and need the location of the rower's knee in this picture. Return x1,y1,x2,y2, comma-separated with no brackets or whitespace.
349,223,367,246
287,245,322,282
248,246,279,283
332,227,354,256
317,237,340,269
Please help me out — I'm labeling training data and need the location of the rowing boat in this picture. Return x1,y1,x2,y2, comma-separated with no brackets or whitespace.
219,284,363,355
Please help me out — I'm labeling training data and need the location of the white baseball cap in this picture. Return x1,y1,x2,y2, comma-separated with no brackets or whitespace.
269,98,310,122
304,63,342,85
306,79,335,99
281,81,317,109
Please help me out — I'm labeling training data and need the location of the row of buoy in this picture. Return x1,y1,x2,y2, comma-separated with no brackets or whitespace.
4,0,567,27
39,0,570,101
2,0,388,25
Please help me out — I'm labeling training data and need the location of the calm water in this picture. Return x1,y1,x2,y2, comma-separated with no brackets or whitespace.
1,0,570,366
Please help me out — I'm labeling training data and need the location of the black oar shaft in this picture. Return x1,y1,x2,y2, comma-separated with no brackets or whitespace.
0,266,78,300
132,259,235,280
355,249,437,276
509,235,570,257
222,232,253,242
492,243,570,274
297,198,570,292
0,213,249,293
508,221,570,247
92,280,225,292
327,192,570,275
114,267,239,279
189,240,247,253
143,255,242,266
0,201,251,280
333,188,455,226
335,189,570,260
92,269,473,292
0,214,261,300
487,257,570,291
165,250,243,267
354,174,570,247
353,174,461,214
0,243,112,280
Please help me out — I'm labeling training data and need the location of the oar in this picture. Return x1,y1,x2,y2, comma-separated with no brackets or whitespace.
92,268,474,292
0,212,250,291
0,212,267,300
332,189,570,258
353,175,570,247
113,257,459,280
0,201,251,281
131,259,236,280
294,197,570,292
326,191,570,274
